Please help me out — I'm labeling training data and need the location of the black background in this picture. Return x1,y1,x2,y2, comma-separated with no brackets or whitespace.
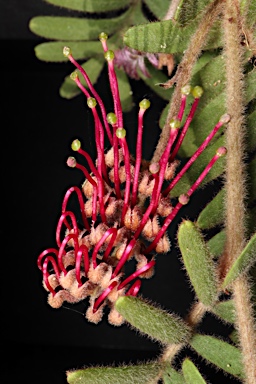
1,2,238,383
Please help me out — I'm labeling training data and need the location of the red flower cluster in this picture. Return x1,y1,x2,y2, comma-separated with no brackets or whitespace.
37,32,229,325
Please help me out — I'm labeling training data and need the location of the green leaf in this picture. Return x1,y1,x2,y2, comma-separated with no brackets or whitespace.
45,0,131,13
29,8,132,40
197,188,225,230
190,334,244,379
229,330,240,345
222,232,256,289
248,205,256,236
66,362,162,384
177,220,218,306
176,0,212,26
139,63,174,101
123,13,223,54
115,68,133,112
59,56,105,99
179,65,255,159
34,40,102,62
207,230,226,258
170,134,226,197
245,67,256,103
162,366,185,384
247,109,256,152
143,0,170,20
182,358,207,384
248,155,256,204
211,299,235,324
115,296,191,345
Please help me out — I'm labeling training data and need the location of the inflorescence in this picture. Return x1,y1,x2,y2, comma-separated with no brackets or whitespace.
37,32,229,325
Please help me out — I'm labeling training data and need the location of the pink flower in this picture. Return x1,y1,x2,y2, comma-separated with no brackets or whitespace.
37,32,229,326
113,46,159,79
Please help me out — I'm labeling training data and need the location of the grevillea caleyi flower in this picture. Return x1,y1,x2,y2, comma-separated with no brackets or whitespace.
37,32,229,326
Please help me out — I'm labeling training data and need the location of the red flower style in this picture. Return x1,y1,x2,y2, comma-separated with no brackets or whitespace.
37,32,229,325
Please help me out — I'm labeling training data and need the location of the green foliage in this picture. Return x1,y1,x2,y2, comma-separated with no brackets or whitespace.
45,0,131,13
115,296,191,344
222,232,256,289
66,362,162,384
182,358,207,384
212,299,236,324
162,366,185,384
189,334,244,379
123,10,223,53
207,230,226,258
197,188,225,230
177,220,218,306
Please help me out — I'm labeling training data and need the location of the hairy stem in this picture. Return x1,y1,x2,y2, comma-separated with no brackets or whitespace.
160,301,207,363
220,1,256,382
152,0,224,164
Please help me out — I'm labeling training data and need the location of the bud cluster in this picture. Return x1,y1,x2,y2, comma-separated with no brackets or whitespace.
37,33,229,325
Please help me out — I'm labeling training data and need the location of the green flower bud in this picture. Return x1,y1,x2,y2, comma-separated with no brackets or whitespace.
107,112,117,125
71,139,81,151
116,128,126,138
139,99,151,110
87,97,97,108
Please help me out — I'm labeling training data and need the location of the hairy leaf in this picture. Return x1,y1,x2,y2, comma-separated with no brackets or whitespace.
177,220,218,306
29,8,132,40
212,299,235,324
115,296,191,344
207,230,225,258
176,0,212,26
222,232,256,289
59,56,105,99
190,334,244,379
182,358,207,384
34,41,102,62
138,63,174,100
247,109,256,152
162,366,185,384
66,362,162,384
123,16,223,54
45,0,131,13
171,134,225,197
197,188,225,230
143,0,170,20
248,155,256,204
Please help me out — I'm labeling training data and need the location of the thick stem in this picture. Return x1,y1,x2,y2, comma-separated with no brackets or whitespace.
221,1,256,382
151,0,224,164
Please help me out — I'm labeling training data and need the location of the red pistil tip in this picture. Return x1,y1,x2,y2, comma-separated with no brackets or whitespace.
169,119,181,129
191,85,204,98
219,113,231,124
181,84,192,95
99,32,108,41
63,46,71,57
178,193,190,205
139,98,151,110
107,112,117,125
67,156,77,168
70,71,78,81
71,139,81,151
149,162,160,174
87,97,97,108
104,50,115,61
116,127,126,139
216,146,227,157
